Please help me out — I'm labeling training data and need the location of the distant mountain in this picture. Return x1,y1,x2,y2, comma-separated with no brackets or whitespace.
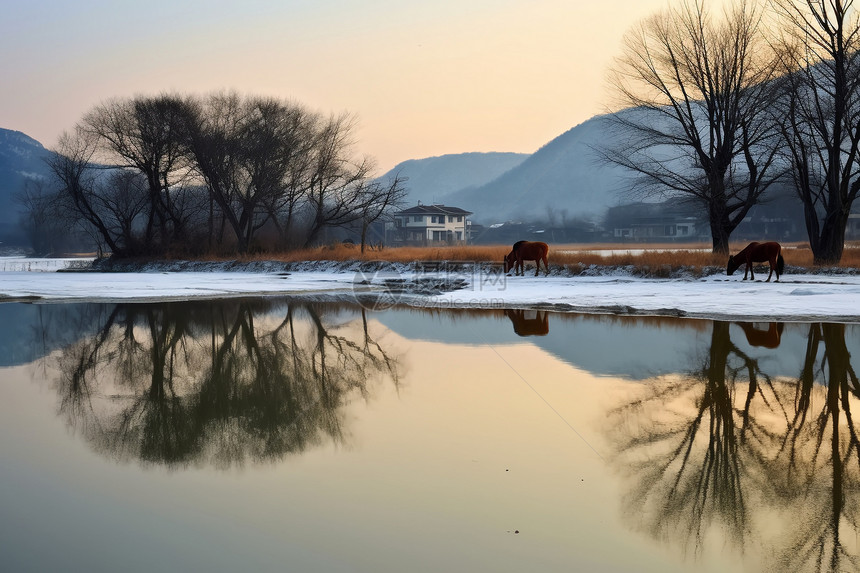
446,114,637,224
377,152,529,208
0,128,53,244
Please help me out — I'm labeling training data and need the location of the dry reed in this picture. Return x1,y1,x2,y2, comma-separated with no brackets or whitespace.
206,240,860,273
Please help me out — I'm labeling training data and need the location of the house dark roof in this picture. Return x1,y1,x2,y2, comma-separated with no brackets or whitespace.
396,204,472,216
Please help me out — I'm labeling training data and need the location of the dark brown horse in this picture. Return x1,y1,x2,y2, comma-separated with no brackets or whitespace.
726,241,785,282
504,241,549,276
737,322,784,348
504,309,550,336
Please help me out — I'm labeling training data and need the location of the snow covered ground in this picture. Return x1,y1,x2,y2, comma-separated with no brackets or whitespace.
1,256,859,322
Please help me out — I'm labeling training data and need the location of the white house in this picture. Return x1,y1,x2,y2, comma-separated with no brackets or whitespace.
387,203,472,245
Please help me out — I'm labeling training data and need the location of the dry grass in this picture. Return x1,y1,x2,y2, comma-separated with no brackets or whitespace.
237,244,513,263
198,240,860,273
552,241,860,274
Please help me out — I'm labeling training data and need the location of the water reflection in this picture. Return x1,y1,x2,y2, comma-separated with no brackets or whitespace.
51,300,400,469
504,309,550,336
737,321,784,348
7,300,860,571
607,320,860,571
377,308,713,379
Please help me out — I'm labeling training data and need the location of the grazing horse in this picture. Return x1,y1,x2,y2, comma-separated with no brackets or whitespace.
504,241,549,276
504,309,550,336
738,322,784,349
726,241,785,282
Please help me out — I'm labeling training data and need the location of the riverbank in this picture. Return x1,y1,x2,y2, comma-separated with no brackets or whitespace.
3,256,860,323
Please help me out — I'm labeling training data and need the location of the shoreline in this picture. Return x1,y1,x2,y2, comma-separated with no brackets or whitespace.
2,258,860,323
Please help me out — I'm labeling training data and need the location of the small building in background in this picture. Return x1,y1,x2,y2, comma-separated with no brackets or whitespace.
605,202,707,242
386,203,472,246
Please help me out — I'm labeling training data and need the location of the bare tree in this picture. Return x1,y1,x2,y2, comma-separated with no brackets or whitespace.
239,96,313,249
15,178,65,255
771,0,860,264
186,92,313,253
605,0,782,254
354,174,407,253
47,129,123,255
302,113,376,247
56,91,393,255
81,94,196,253
97,169,152,252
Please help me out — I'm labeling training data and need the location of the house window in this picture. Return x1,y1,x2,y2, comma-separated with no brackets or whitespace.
448,216,454,223
456,231,462,240
457,216,463,222
413,215,422,223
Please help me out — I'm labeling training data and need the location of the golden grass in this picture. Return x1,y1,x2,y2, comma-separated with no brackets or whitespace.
237,244,513,263
200,240,860,273
552,241,860,273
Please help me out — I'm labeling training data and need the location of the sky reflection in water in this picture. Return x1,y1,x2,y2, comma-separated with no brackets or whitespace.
0,299,858,572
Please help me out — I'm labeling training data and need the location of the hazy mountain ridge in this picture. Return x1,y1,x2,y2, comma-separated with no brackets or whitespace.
446,114,637,224
0,128,47,161
378,151,529,207
0,128,54,241
372,115,639,225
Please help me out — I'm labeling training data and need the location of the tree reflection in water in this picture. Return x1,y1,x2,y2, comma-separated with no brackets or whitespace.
607,321,860,572
52,300,400,469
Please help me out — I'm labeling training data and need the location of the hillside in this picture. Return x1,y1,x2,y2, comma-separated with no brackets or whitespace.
0,128,53,244
446,114,636,224
377,151,529,207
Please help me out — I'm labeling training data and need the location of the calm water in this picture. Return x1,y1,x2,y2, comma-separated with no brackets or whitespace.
1,299,859,572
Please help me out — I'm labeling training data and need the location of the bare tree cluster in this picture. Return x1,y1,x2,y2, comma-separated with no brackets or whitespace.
50,300,400,468
770,0,860,264
608,0,860,263
42,92,405,257
607,320,860,570
606,0,782,255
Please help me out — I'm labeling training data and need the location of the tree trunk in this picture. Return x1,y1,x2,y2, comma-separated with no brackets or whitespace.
360,220,368,253
812,211,848,265
709,215,731,255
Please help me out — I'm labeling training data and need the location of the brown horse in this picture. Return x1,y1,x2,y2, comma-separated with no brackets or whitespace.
727,241,785,282
504,241,549,276
737,322,784,348
504,309,550,336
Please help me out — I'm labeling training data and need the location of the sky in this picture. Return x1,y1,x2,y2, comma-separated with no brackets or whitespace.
1,0,666,173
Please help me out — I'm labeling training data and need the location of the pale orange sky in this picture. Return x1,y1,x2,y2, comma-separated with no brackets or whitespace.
1,0,666,173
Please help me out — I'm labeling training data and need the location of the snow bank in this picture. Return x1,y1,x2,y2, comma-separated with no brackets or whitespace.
2,257,860,322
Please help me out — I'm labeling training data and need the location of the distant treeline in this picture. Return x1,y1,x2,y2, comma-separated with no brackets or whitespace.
19,92,405,257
